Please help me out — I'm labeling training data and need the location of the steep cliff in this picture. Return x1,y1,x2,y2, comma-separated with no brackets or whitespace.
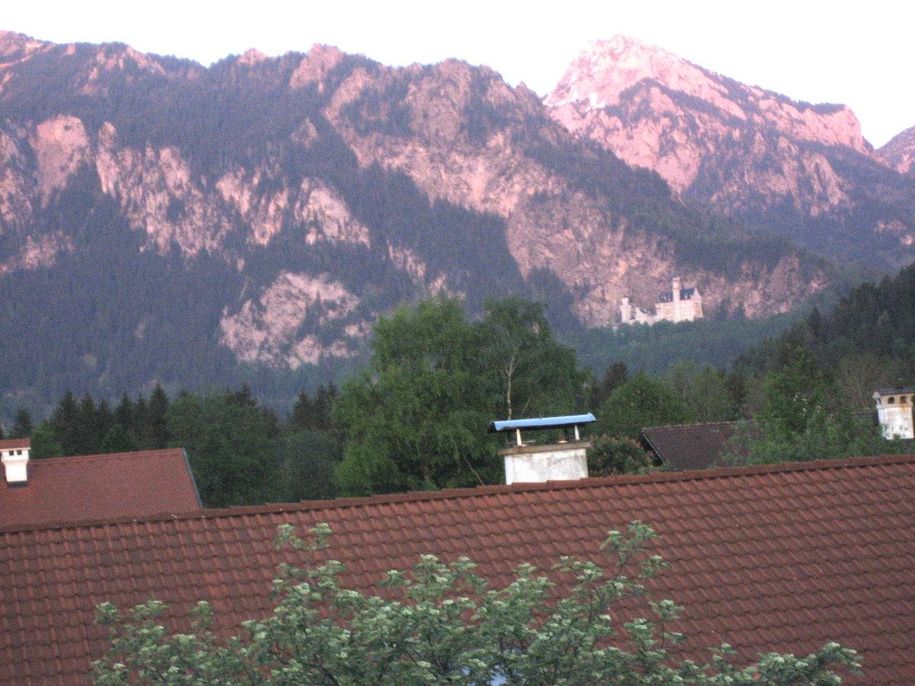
0,30,833,403
881,125,915,175
546,36,915,265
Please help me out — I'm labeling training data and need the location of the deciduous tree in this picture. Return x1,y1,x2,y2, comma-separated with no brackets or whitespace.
93,522,859,685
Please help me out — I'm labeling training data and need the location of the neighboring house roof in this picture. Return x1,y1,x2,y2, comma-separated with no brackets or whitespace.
1,454,913,684
0,449,201,528
639,420,741,470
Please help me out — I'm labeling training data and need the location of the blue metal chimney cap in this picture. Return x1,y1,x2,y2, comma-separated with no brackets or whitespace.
488,413,596,433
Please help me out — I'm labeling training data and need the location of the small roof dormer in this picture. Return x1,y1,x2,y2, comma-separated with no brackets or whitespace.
1,438,31,486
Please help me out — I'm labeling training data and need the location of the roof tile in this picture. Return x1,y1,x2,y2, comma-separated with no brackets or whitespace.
1,455,914,683
0,449,200,529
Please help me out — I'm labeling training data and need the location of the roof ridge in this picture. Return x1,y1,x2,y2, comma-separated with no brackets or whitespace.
3,453,912,536
30,447,185,466
641,419,743,431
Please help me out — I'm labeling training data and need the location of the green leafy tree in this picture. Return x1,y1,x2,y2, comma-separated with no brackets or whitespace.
664,361,740,422
590,361,629,410
167,390,284,507
10,408,32,439
597,373,693,439
30,421,63,458
93,522,859,685
100,422,141,454
476,298,584,419
145,384,171,449
756,345,831,441
335,297,589,496
290,384,338,432
724,344,901,465
587,435,655,476
335,297,497,495
282,429,343,502
50,390,79,455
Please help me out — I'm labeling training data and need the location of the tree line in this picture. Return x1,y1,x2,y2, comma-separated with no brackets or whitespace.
8,274,912,506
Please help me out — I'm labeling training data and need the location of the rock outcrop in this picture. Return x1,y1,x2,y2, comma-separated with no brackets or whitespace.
880,125,915,175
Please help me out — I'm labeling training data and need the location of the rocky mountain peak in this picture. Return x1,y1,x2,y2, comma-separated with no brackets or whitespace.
290,44,347,89
236,48,268,66
543,36,911,260
0,30,49,66
545,35,739,116
880,125,915,174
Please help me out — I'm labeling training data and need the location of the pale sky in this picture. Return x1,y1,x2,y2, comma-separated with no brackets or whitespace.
4,1,914,147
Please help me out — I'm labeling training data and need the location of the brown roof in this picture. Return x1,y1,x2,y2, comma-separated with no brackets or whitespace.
0,438,31,450
640,420,741,470
2,455,914,684
0,449,201,529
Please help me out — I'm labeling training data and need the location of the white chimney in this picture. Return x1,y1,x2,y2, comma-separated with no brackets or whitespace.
489,415,594,485
873,388,914,440
1,439,31,485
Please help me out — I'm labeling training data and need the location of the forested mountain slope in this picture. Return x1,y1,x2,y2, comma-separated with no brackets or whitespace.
0,31,844,409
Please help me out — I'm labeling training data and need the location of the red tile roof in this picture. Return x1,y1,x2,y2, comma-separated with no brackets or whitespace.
1,454,914,684
0,449,201,529
0,438,31,450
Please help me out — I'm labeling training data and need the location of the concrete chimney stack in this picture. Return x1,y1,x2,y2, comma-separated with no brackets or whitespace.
873,388,915,440
488,414,595,485
1,439,31,486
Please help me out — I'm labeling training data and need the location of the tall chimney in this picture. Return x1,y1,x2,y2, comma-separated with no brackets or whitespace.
1,439,31,485
873,388,914,439
488,414,595,484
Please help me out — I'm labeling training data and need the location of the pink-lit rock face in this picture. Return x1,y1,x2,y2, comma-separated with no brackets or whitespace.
0,36,844,372
318,52,825,326
546,36,874,216
29,116,91,205
289,45,346,90
218,272,367,368
880,125,915,175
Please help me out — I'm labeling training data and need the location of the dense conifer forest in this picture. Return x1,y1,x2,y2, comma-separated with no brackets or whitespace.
8,264,915,507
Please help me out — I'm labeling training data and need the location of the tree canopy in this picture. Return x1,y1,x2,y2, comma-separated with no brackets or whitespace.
334,296,586,496
93,521,859,685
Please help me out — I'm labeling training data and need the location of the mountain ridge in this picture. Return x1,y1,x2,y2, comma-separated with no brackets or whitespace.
0,29,904,410
545,35,915,265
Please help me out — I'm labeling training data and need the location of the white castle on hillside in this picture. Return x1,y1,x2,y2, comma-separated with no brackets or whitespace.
619,277,703,325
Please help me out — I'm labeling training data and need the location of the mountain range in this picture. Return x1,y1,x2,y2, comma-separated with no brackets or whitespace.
0,30,911,410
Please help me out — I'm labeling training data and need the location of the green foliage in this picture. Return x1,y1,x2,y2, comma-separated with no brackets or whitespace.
477,298,586,419
589,361,629,410
29,421,63,458
282,429,342,502
569,313,800,380
587,436,655,476
334,297,587,496
335,297,498,495
167,390,285,507
10,408,33,439
596,373,693,439
664,361,742,422
93,522,859,685
724,343,904,465
290,385,338,432
756,345,831,440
